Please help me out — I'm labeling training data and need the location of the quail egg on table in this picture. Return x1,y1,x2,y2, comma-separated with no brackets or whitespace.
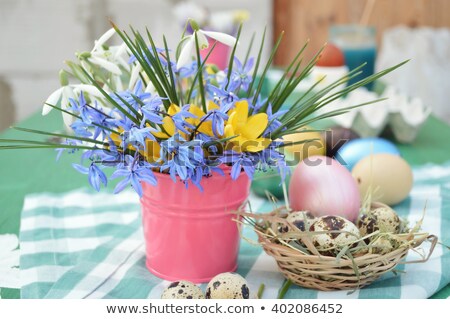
309,216,360,255
284,211,316,232
161,281,204,299
357,204,401,237
205,272,250,299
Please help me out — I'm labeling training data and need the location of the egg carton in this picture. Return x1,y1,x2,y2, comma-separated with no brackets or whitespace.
330,86,431,143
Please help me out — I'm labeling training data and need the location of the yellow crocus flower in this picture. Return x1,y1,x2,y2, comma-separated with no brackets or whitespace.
108,129,161,163
187,101,219,137
151,104,179,139
224,100,271,152
142,140,161,163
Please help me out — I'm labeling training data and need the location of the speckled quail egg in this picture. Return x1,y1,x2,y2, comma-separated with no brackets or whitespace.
161,281,204,299
309,216,360,255
286,211,316,231
278,211,316,233
369,236,400,254
205,272,250,299
357,205,401,237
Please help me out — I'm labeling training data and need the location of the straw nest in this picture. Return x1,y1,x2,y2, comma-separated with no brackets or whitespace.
238,205,437,291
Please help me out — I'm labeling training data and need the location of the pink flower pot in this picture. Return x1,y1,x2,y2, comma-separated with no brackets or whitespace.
200,39,231,70
140,167,250,283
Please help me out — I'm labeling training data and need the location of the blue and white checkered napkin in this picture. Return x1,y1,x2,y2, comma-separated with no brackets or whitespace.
19,163,450,299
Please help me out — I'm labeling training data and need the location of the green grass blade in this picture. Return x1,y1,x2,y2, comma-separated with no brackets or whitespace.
225,23,243,91
79,66,141,124
277,279,292,299
0,144,100,151
111,23,170,108
246,27,266,97
186,42,217,103
194,32,207,112
142,27,178,102
163,35,178,104
0,139,67,146
252,31,284,106
11,127,112,146
243,32,256,67
44,103,121,135
266,41,309,111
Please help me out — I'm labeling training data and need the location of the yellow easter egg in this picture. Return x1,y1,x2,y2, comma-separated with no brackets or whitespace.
282,128,325,163
352,153,413,206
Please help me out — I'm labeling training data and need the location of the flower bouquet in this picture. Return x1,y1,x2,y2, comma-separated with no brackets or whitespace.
0,20,404,282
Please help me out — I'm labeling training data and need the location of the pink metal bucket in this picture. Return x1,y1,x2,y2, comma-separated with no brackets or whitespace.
140,168,250,283
200,39,231,70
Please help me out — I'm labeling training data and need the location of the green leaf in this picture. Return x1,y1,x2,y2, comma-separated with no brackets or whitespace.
0,144,99,151
266,40,309,111
194,32,207,112
79,65,141,124
143,27,178,103
11,127,112,146
65,61,91,84
246,27,266,97
111,23,170,108
257,283,265,299
243,32,256,67
277,279,292,299
163,35,178,104
269,45,324,113
44,103,121,135
225,23,243,91
186,42,217,103
252,31,284,106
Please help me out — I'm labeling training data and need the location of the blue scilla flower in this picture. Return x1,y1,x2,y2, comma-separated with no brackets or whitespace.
160,134,204,182
113,80,151,114
264,104,288,136
141,95,165,124
208,84,237,106
110,115,135,131
86,107,116,140
171,104,197,134
229,57,254,92
204,108,229,137
69,92,96,124
221,151,259,180
111,155,157,197
178,61,198,78
95,142,128,168
127,126,155,146
73,162,108,192
55,139,81,161
70,120,93,138
250,95,266,114
259,144,289,181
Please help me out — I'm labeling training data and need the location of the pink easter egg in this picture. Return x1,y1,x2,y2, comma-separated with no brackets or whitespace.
289,155,360,222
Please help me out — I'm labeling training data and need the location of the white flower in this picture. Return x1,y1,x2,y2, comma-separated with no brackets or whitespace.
176,29,237,69
92,28,116,52
87,54,122,75
81,28,128,76
42,84,102,115
42,84,103,130
0,234,20,289
128,64,142,90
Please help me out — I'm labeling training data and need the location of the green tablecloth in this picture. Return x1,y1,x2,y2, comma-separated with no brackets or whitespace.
1,110,449,299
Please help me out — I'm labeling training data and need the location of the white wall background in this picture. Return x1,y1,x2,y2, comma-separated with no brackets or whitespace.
0,0,272,130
